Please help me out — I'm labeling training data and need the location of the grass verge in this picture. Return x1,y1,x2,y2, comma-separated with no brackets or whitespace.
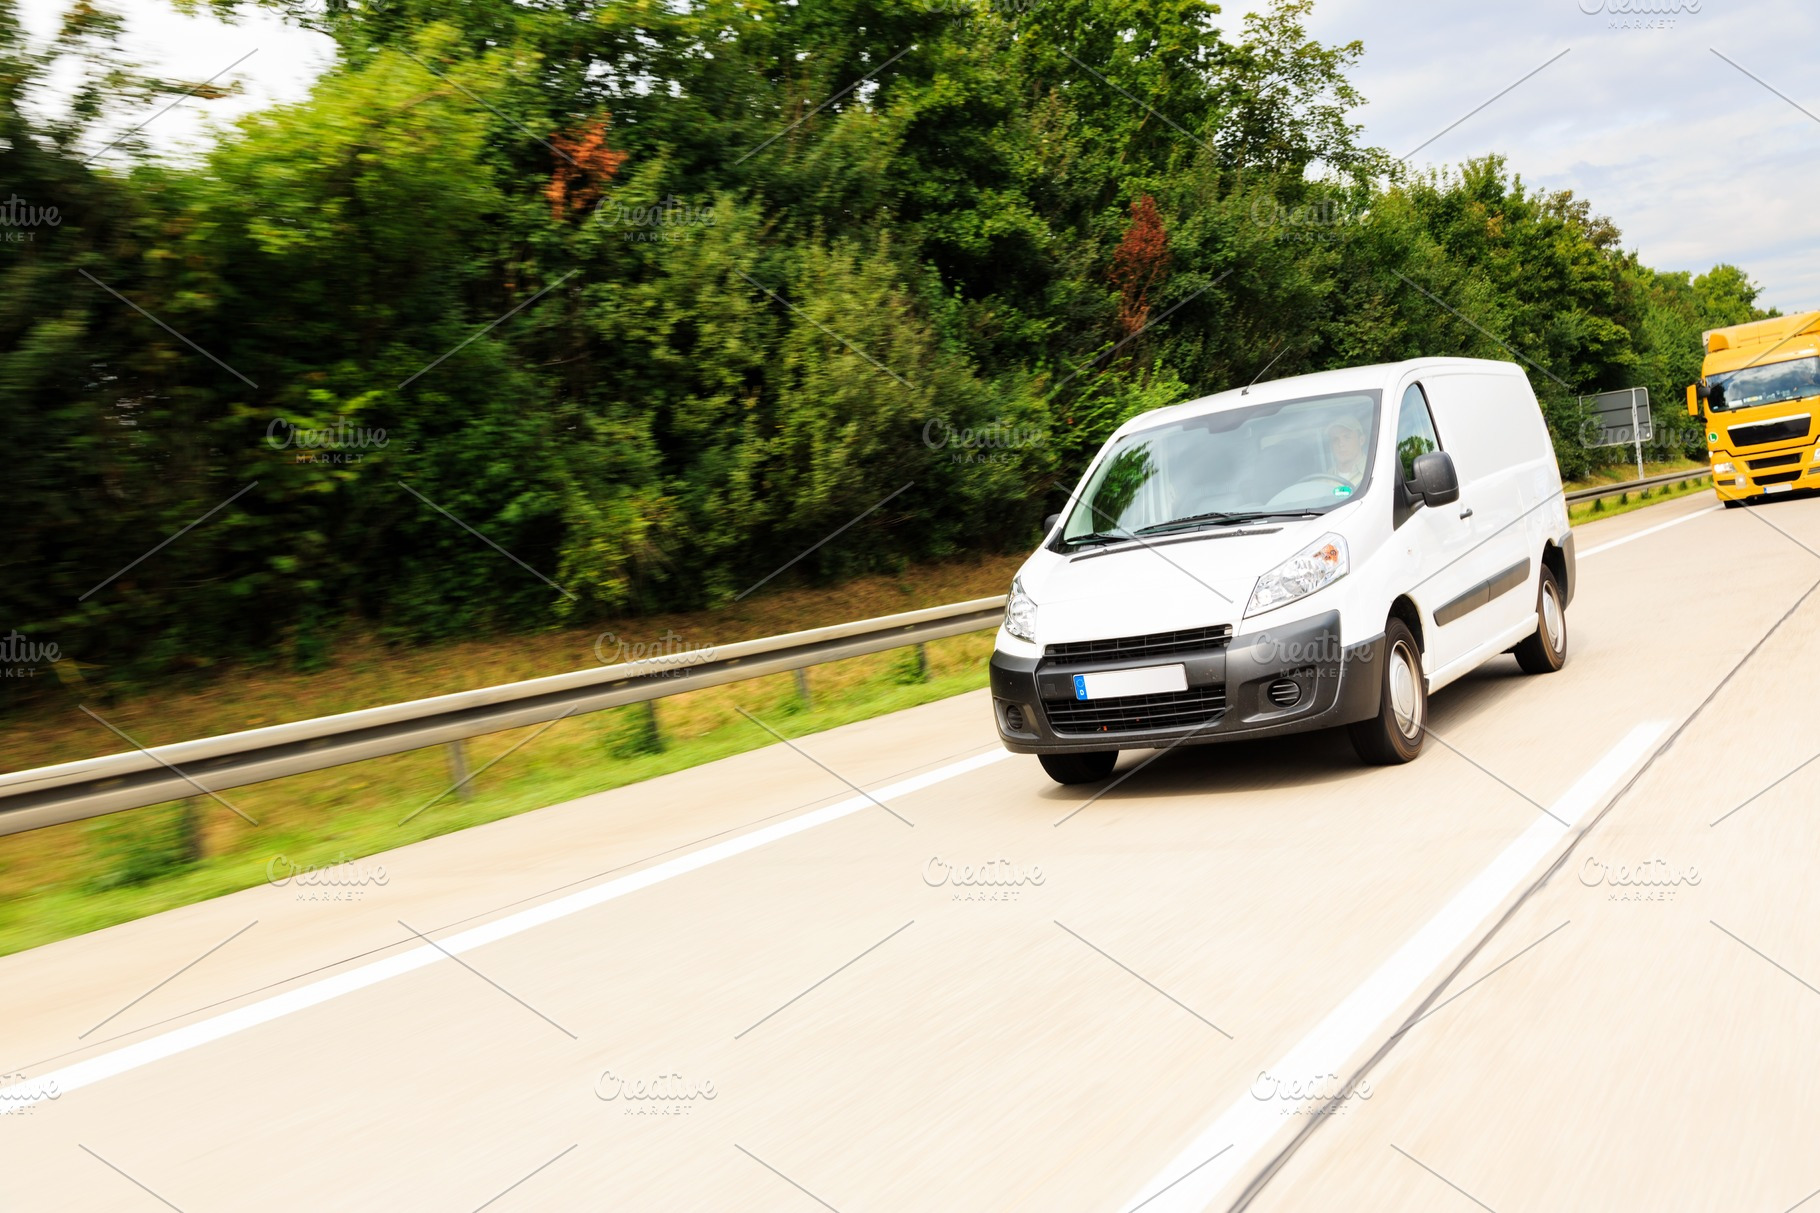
0,633,995,957
1567,469,1713,525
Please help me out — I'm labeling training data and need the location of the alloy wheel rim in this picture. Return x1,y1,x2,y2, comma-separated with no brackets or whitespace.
1542,584,1564,653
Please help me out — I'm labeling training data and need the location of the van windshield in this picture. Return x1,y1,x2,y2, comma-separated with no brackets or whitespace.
1059,391,1381,547
1706,355,1820,412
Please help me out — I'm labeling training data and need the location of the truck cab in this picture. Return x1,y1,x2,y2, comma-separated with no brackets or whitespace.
1688,312,1820,506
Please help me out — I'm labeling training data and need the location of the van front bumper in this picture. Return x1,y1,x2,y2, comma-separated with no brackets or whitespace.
989,609,1384,754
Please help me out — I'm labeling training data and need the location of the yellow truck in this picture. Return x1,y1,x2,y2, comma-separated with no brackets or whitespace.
1689,312,1820,507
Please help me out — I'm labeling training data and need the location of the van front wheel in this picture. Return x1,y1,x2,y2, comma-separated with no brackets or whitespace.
1348,620,1426,765
1039,751,1118,785
1512,565,1567,674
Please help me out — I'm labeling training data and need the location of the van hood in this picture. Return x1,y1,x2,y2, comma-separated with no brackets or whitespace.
1019,515,1339,642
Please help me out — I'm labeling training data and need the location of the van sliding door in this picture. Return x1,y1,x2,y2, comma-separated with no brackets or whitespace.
1419,373,1539,657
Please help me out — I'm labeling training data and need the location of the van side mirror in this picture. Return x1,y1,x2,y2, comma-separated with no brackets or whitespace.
1042,512,1061,534
1411,451,1460,507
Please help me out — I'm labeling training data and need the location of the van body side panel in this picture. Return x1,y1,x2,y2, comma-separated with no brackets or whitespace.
1419,371,1543,642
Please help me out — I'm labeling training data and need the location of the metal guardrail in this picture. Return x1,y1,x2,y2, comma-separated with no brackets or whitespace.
0,597,1009,837
1564,468,1710,503
0,470,1715,836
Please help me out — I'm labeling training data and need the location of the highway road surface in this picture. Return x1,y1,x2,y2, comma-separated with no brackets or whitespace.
3,492,1817,1212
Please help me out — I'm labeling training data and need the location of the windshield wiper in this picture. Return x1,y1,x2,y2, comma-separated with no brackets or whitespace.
1061,529,1135,548
1131,510,1252,535
1133,509,1320,536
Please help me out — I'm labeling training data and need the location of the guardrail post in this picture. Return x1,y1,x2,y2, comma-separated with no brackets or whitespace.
180,797,203,861
793,667,811,707
893,642,930,684
445,740,476,801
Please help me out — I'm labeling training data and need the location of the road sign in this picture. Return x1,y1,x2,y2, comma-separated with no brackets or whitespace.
1579,387,1651,479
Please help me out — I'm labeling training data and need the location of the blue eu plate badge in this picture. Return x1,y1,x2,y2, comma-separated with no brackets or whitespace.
1073,674,1088,701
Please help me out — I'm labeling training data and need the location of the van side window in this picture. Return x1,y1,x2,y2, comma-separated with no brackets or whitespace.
1395,383,1441,482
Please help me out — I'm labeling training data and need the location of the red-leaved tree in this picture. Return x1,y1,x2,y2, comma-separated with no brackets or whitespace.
546,117,629,220
1109,194,1171,339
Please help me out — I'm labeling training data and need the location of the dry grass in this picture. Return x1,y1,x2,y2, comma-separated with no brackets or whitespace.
0,552,1020,955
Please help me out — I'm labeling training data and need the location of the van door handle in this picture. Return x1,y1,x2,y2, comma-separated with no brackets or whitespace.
1458,507,1474,520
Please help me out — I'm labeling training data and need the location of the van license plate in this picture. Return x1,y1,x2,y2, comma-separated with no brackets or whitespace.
1072,664,1188,701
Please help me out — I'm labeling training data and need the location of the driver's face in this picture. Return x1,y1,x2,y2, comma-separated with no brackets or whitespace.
1327,425,1362,462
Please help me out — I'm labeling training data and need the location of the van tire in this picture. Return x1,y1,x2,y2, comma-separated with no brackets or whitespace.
1039,751,1118,785
1348,619,1426,765
1512,565,1567,674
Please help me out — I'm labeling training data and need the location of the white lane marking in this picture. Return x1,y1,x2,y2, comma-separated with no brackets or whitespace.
0,747,1015,1106
1579,505,1719,557
1120,720,1669,1213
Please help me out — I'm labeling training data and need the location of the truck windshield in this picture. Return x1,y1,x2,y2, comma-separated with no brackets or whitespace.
1707,355,1820,412
1059,391,1380,546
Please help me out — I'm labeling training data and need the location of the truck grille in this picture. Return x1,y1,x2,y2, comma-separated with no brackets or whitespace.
1042,625,1233,666
1728,416,1810,447
1748,452,1803,470
1753,470,1802,486
1042,685,1227,734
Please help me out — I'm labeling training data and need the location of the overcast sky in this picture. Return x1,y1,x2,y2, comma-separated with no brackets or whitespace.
17,0,1820,311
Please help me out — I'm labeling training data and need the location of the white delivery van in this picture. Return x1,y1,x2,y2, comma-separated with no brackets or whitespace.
990,357,1573,783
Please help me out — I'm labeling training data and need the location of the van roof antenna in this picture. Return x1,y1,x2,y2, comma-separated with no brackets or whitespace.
1242,343,1287,395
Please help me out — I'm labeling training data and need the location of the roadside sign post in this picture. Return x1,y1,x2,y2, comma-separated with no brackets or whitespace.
1580,387,1652,477
1638,389,1652,480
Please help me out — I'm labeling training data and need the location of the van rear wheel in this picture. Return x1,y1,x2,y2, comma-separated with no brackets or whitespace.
1039,751,1118,785
1348,619,1426,765
1513,565,1567,674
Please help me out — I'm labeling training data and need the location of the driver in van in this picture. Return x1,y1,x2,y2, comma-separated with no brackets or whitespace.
1326,416,1367,486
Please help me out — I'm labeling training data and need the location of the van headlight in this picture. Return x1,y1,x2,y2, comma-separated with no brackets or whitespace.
1004,577,1038,642
1246,534,1349,617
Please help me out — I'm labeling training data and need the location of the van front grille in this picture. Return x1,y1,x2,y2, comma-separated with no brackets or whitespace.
1042,685,1227,734
1043,625,1233,666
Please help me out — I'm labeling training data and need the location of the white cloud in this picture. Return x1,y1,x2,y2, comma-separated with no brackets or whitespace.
1275,0,1820,311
